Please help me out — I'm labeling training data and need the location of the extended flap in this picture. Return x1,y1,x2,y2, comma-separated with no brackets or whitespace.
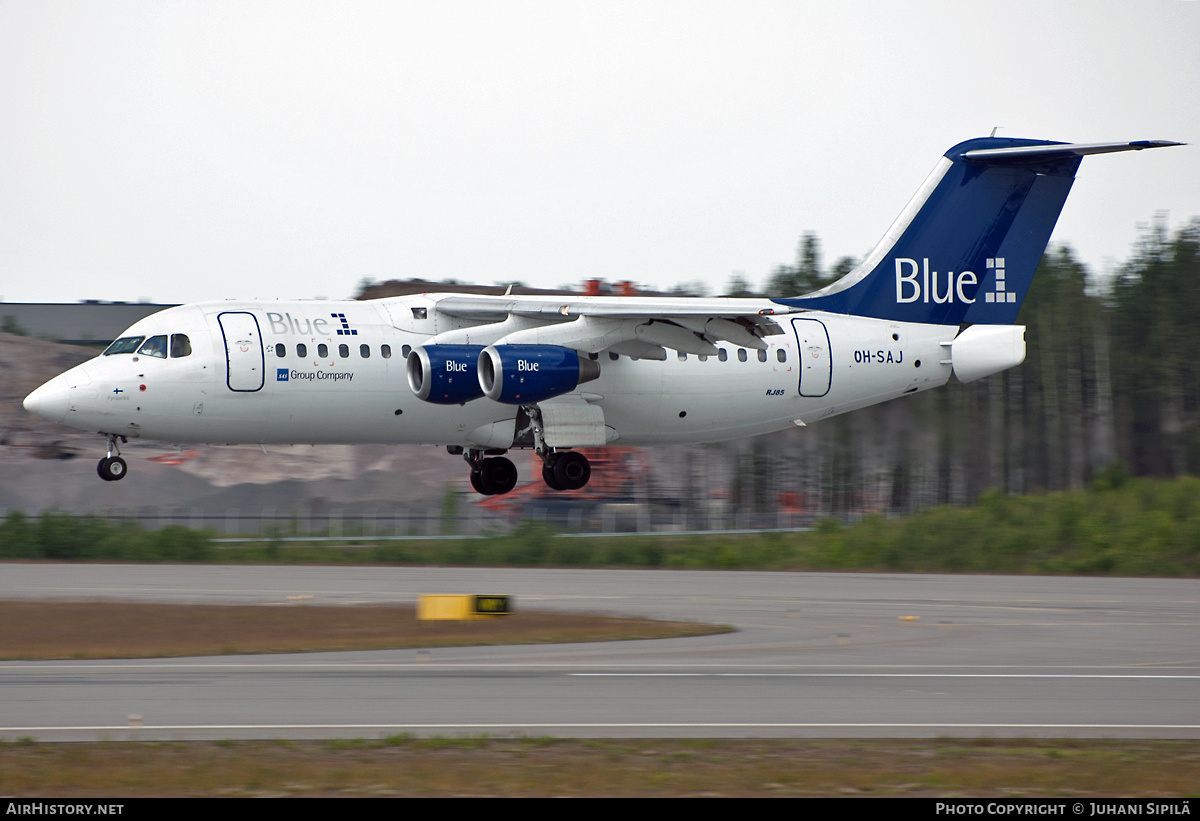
539,395,611,448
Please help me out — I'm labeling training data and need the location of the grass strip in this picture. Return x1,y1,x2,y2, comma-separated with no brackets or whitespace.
0,738,1196,797
3,475,1199,575
0,601,729,660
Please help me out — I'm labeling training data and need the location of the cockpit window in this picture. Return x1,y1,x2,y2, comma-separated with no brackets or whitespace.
170,334,192,358
103,336,145,356
137,335,168,359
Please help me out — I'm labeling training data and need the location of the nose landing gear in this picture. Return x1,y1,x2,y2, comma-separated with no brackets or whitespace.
97,434,128,482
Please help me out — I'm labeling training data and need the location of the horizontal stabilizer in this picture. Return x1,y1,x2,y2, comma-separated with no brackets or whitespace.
962,140,1184,162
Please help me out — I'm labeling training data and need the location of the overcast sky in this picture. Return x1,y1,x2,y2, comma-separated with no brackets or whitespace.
1,0,1197,304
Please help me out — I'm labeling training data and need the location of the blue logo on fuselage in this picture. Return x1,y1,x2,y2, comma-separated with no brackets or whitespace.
277,369,289,381
332,313,357,336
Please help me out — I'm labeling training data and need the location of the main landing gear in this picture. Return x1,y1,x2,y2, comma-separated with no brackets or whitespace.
524,403,590,492
463,449,518,496
455,447,593,495
541,450,590,491
97,434,128,482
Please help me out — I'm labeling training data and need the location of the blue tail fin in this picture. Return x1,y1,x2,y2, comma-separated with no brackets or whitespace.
773,137,1180,324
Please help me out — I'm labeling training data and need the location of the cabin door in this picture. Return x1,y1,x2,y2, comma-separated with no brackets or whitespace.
791,318,831,397
218,312,265,392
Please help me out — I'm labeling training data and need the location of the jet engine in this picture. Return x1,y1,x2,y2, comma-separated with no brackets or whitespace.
478,345,601,405
406,344,486,404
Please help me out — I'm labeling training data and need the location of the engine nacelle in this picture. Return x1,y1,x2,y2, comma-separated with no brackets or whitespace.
407,344,486,404
479,345,601,405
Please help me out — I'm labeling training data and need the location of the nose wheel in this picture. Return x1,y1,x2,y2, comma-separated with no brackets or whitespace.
97,456,128,482
97,434,128,482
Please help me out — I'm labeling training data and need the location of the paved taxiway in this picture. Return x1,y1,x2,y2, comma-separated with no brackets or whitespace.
0,565,1196,740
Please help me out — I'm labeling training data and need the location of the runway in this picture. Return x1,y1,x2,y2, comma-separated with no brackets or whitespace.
1,565,1197,740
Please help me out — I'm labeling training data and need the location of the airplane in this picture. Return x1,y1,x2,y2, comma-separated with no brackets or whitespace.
23,136,1181,494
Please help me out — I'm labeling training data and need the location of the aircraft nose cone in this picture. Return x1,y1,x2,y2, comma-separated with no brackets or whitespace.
23,372,81,424
22,388,41,416
24,382,66,423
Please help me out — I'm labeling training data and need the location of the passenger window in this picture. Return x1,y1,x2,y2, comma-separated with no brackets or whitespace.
297,343,308,358
103,336,145,356
381,345,392,359
402,344,412,358
738,349,748,362
758,350,767,362
609,352,619,361
777,349,786,362
677,352,687,361
137,335,168,359
718,349,728,362
275,344,286,358
338,343,349,358
318,344,329,358
171,334,192,358
360,344,370,358
698,354,708,362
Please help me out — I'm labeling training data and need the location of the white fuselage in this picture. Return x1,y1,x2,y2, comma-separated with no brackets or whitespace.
25,295,958,448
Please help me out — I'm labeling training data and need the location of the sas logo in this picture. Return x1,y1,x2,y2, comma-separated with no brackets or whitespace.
277,368,289,382
894,258,1015,305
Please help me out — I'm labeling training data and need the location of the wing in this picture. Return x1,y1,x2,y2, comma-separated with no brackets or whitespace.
410,294,799,360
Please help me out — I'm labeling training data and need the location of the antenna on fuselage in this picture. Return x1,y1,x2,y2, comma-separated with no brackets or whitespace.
990,126,1002,137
